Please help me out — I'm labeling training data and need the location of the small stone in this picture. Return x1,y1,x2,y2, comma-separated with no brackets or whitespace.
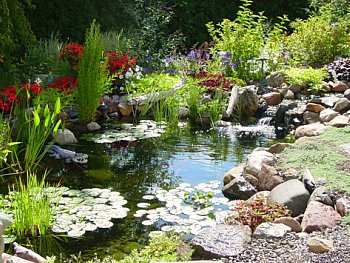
253,222,291,239
87,122,101,131
54,129,77,145
306,103,325,113
336,197,350,216
307,237,334,253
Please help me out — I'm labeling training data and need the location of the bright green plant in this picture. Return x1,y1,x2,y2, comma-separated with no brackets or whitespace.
101,30,130,53
184,191,214,210
225,196,291,231
206,0,287,81
286,4,350,65
119,232,192,263
185,82,206,123
283,67,328,92
5,172,60,238
15,91,62,172
76,20,112,122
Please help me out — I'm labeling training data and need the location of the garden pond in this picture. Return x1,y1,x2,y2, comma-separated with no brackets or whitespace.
2,119,280,260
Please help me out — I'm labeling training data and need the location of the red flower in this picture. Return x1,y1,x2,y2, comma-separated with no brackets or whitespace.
49,76,78,93
23,83,44,95
105,51,137,76
0,86,18,113
59,43,84,66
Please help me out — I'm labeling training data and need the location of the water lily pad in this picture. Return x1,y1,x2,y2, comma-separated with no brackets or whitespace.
94,219,113,229
142,195,155,200
142,220,155,226
137,202,150,208
67,229,86,238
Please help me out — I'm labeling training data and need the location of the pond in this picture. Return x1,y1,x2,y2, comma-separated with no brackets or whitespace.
5,120,279,260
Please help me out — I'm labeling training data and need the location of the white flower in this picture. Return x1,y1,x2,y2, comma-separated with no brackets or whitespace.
119,75,124,79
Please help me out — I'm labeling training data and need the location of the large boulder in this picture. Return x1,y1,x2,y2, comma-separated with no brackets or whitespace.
267,72,286,87
321,96,340,108
301,201,341,233
262,92,282,106
192,224,252,259
326,115,350,127
54,129,77,145
244,149,276,177
303,111,320,124
268,179,310,217
306,103,325,113
223,164,244,185
240,86,259,117
308,186,335,207
295,123,327,138
331,81,348,92
273,217,302,232
319,108,339,123
222,176,257,200
257,164,283,191
333,98,350,113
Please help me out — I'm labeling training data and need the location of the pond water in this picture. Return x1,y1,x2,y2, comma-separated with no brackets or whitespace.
5,120,279,260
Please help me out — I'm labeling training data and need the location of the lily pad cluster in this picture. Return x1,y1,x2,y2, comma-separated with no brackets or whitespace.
134,181,229,236
80,120,167,143
51,187,129,238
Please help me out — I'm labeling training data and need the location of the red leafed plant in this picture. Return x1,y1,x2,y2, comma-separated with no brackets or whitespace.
225,196,291,231
196,72,233,92
49,76,78,93
59,43,84,66
105,51,137,76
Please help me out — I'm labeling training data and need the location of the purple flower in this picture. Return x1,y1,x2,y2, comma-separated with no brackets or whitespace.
204,53,210,60
189,50,196,60
284,52,290,59
229,63,237,68
225,52,232,57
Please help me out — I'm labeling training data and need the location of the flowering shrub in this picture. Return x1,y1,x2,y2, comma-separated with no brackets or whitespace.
225,197,291,231
0,86,17,113
49,77,78,93
59,43,84,66
105,51,137,76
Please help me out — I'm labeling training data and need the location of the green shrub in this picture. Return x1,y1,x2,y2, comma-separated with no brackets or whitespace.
286,4,350,65
76,20,112,122
282,66,328,92
207,0,288,81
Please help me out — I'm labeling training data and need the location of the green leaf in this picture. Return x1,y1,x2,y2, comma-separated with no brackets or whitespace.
33,111,40,127
53,120,62,134
54,97,61,115
44,105,50,118
7,142,22,146
44,115,50,128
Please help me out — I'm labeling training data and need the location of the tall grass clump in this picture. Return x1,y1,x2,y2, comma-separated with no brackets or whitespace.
76,20,111,122
206,0,288,81
7,173,60,238
286,4,350,65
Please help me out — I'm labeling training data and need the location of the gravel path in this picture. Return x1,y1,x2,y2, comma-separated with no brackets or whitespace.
222,225,350,263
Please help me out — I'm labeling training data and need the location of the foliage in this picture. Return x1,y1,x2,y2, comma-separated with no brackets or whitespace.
20,96,62,172
184,190,213,210
286,4,350,65
225,196,291,231
207,0,288,81
119,232,192,263
101,30,130,53
4,172,60,238
282,67,328,92
76,20,112,122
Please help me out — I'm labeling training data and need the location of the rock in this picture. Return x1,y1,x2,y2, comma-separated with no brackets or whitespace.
267,72,286,87
222,176,257,200
268,179,310,217
306,103,325,113
321,96,340,108
274,217,302,232
243,174,259,188
289,84,301,94
284,90,295,99
302,168,316,194
333,98,350,113
344,89,350,100
253,222,291,239
223,164,244,185
336,197,350,216
331,81,348,92
178,107,190,118
247,191,270,201
267,143,291,154
301,201,341,233
240,86,259,117
257,164,283,191
307,237,334,253
283,168,300,181
303,111,320,124
108,112,119,119
308,186,335,207
192,224,251,259
295,123,327,138
54,129,77,145
118,101,133,116
244,150,276,177
262,92,282,106
319,108,339,123
326,115,350,127
87,121,101,131
0,213,11,262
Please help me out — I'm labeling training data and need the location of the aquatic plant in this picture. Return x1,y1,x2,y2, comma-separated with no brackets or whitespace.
76,20,112,122
225,196,291,231
5,173,60,238
183,190,214,210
